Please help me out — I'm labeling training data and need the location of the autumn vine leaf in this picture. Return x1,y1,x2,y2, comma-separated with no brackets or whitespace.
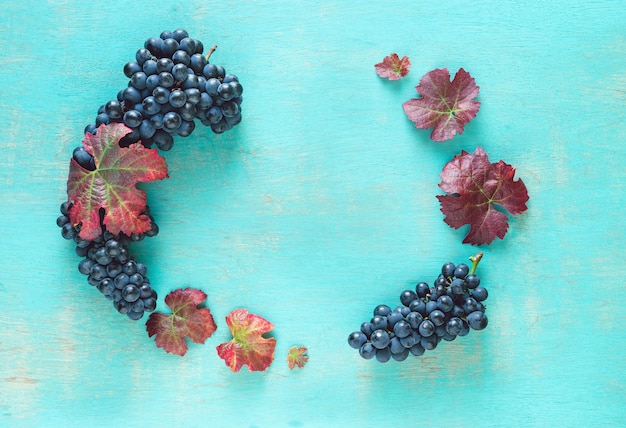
375,53,411,80
146,288,217,356
403,68,480,142
216,309,276,372
66,123,169,241
437,147,529,245
286,346,309,370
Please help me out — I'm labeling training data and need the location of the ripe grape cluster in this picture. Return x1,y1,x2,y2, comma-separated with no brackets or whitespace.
59,30,244,320
348,255,488,362
57,202,158,320
84,28,243,152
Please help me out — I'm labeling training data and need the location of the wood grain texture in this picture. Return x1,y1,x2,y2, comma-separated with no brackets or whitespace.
0,1,625,426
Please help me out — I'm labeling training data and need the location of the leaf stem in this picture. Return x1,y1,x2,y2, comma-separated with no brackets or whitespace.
205,45,217,62
469,252,484,275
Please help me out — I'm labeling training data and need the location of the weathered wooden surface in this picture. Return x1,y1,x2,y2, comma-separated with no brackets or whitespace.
0,1,625,426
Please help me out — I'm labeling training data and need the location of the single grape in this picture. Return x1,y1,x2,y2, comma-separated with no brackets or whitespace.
375,347,391,363
129,273,144,286
409,343,425,356
400,289,418,307
399,332,418,349
124,61,142,78
220,101,240,118
409,299,426,315
114,273,130,289
372,304,390,317
348,331,367,349
396,305,410,317
359,343,376,360
425,300,438,314
143,298,157,312
415,281,430,297
386,311,404,329
391,348,409,361
393,320,412,339
437,295,454,312
418,320,435,337
158,72,175,88
370,315,388,331
420,335,438,350
464,274,480,289
446,317,464,336
122,284,141,303
370,329,390,350
389,337,404,355
172,50,190,65
429,309,446,327
78,258,95,275
106,261,123,278
143,59,158,75
136,48,152,65
467,311,488,330
472,286,488,302
360,322,373,337
450,278,465,295
405,311,423,329
442,262,455,278
72,147,95,171
105,100,124,119
130,71,148,89
127,310,144,320
454,263,469,279
463,297,480,314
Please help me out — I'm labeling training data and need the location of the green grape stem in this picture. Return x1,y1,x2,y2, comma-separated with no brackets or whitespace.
469,252,484,275
205,45,217,62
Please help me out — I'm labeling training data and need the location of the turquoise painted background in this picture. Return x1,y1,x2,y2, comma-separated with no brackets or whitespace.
1,0,625,426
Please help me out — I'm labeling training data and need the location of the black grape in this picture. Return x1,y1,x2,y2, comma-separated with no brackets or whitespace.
84,29,243,151
57,202,159,320
348,254,488,362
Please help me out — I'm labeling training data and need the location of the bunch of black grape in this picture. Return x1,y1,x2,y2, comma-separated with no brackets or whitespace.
84,28,243,151
348,254,488,363
57,202,158,320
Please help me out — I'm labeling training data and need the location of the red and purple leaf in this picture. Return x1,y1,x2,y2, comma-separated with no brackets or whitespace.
216,309,276,372
146,288,217,356
286,346,309,370
403,68,480,142
375,53,411,80
437,147,529,245
67,123,169,240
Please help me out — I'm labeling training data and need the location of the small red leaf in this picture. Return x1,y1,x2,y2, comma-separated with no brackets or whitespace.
437,147,529,245
67,123,169,240
216,309,276,372
375,53,411,80
146,288,217,356
403,68,480,142
286,346,309,370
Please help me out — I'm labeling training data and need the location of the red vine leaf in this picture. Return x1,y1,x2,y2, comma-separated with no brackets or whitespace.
403,68,480,142
67,123,169,241
216,309,276,372
286,346,309,370
146,288,217,356
437,146,529,245
375,53,411,80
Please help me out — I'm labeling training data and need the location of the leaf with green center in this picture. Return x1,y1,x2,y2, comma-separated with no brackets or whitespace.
437,146,529,245
146,288,217,356
286,346,309,370
375,53,411,80
403,68,480,142
66,123,168,240
216,309,276,372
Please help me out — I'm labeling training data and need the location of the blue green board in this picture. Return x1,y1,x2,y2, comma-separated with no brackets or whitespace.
0,1,625,426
